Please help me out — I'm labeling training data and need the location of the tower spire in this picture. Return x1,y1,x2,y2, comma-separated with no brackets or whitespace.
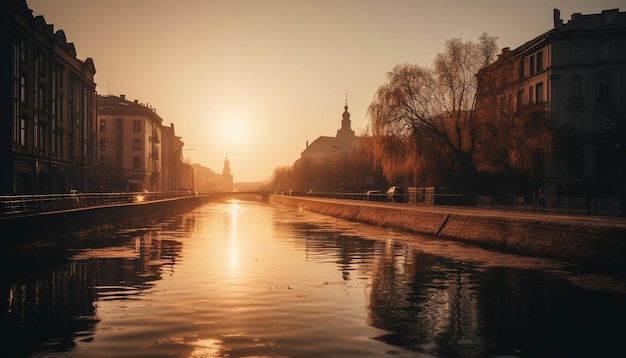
337,95,355,138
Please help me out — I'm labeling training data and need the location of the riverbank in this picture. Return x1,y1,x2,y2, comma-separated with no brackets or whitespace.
268,195,626,270
0,195,213,253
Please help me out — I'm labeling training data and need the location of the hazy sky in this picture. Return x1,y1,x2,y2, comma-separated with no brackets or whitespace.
27,0,623,182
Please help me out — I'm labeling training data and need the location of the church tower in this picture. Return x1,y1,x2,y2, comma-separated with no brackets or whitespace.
336,98,355,139
221,157,233,190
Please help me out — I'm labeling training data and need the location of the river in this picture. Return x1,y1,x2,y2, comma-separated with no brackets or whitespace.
2,200,625,357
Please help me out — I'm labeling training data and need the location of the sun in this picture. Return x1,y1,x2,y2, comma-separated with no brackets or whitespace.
218,117,248,144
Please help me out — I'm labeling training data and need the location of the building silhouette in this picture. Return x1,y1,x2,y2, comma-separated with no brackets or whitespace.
478,8,626,197
295,101,367,191
299,101,359,162
221,157,234,190
0,0,97,194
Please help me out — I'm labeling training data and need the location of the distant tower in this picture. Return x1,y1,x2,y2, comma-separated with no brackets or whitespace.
336,95,355,138
223,157,231,177
222,157,233,190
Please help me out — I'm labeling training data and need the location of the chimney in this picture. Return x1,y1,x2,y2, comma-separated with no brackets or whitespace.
602,9,617,24
120,94,126,100
553,9,563,28
497,47,510,60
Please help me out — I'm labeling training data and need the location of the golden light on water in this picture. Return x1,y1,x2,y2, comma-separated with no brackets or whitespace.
228,200,241,276
188,338,226,358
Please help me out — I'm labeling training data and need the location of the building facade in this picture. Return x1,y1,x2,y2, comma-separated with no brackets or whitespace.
1,0,97,194
478,8,626,197
97,94,183,192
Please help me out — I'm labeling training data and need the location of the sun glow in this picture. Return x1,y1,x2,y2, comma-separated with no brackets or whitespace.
218,116,248,145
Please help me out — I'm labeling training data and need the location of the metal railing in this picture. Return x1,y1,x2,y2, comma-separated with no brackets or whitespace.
288,191,625,217
0,191,198,217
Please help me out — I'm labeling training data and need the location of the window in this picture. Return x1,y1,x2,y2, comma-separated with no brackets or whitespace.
38,85,45,112
100,119,106,132
133,138,141,150
68,100,73,125
58,94,63,122
68,136,74,160
528,51,544,75
528,86,534,105
571,76,581,97
570,113,582,132
133,120,141,132
133,156,141,169
20,75,26,103
51,68,57,118
38,125,45,154
536,51,543,71
19,38,26,63
51,121,56,156
20,117,26,147
572,43,581,62
598,74,612,98
599,115,611,133
535,82,544,104
34,120,39,150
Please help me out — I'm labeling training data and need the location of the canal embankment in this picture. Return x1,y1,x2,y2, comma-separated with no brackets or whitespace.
1,194,213,253
268,195,626,270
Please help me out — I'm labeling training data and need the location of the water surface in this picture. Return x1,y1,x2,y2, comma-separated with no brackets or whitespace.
2,200,625,357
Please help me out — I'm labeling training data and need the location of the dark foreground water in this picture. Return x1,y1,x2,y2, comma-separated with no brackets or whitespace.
2,200,626,357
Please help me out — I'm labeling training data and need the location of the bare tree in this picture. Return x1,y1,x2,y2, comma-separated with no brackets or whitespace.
368,33,499,187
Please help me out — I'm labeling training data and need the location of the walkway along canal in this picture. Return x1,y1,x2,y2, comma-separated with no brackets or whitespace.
269,195,626,271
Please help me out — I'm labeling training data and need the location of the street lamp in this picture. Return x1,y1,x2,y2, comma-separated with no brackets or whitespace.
332,145,347,192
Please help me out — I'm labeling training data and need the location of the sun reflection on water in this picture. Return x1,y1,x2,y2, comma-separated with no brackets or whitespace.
228,200,240,276
188,338,226,358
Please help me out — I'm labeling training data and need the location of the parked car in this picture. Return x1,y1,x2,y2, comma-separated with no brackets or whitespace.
387,186,406,203
366,190,384,202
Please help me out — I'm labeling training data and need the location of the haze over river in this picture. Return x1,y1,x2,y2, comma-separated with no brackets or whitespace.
2,200,625,357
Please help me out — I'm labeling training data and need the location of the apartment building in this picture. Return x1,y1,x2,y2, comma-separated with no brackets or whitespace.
97,94,184,192
0,0,97,194
478,8,626,197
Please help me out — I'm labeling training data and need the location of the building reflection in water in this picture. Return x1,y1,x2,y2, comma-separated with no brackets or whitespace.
2,203,625,357
1,213,196,357
290,220,485,355
285,217,625,357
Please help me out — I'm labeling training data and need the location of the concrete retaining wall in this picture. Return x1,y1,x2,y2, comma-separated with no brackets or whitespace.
269,195,626,270
1,195,213,252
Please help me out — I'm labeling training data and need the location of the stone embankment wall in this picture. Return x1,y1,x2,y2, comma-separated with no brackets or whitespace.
269,195,626,270
1,195,213,252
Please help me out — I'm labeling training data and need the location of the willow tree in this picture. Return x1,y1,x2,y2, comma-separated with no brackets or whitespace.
368,33,499,187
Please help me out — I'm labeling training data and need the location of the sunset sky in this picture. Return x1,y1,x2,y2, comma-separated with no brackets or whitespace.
27,0,623,182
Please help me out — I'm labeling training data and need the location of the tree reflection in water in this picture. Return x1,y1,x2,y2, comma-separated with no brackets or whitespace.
2,202,625,357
